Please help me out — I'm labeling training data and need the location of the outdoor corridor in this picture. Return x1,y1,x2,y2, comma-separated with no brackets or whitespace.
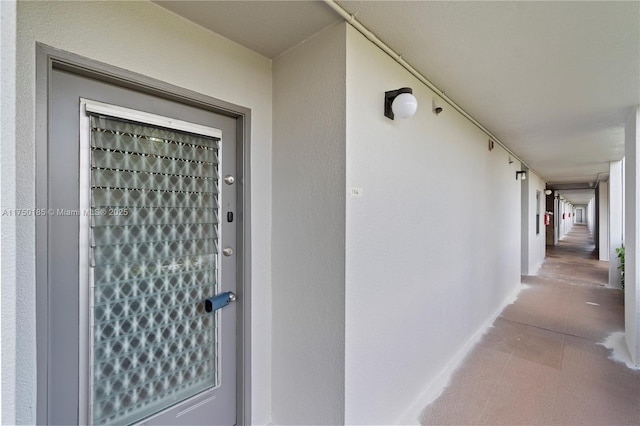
420,224,640,425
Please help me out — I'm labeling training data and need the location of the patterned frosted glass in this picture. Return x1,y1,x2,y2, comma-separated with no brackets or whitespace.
88,115,220,425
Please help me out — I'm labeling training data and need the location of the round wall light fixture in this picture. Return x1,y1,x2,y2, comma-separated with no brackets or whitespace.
384,87,418,120
516,170,527,181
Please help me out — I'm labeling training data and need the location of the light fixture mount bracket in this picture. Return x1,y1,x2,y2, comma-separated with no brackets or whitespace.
384,87,413,120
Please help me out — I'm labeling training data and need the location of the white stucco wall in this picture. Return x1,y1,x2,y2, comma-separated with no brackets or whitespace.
344,26,521,425
610,160,624,289
558,201,564,238
625,107,639,366
520,166,530,272
521,169,546,275
530,173,546,274
15,2,273,423
1,2,17,425
599,181,610,261
559,199,572,239
559,201,564,238
271,23,346,425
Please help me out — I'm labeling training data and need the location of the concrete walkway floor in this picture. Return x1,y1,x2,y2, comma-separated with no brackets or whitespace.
420,224,640,425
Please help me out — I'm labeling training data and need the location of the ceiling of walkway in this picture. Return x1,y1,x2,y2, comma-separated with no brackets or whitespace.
155,1,639,204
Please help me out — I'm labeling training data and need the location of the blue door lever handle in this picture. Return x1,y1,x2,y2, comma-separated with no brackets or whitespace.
204,292,237,313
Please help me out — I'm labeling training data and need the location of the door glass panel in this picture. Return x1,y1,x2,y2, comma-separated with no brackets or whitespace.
88,115,220,425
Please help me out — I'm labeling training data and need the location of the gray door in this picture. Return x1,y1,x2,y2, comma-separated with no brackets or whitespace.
48,68,238,425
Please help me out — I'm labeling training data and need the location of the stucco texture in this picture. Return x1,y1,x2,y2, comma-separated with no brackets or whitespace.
15,2,273,423
345,25,522,425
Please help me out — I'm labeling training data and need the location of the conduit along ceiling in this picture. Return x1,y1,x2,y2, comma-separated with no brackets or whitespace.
155,1,640,205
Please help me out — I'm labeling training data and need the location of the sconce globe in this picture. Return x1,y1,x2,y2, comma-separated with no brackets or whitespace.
392,92,418,119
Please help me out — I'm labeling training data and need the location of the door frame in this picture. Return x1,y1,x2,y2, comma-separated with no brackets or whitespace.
35,43,252,425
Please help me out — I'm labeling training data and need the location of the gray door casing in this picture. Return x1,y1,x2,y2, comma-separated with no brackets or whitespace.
35,44,251,425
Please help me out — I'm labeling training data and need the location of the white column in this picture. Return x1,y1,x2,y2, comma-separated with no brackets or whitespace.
599,182,609,261
552,194,558,244
560,200,566,238
558,200,563,238
520,164,530,274
272,24,347,424
624,107,640,366
609,160,624,289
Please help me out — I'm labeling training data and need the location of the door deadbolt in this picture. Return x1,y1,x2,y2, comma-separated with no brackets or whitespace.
223,247,234,257
224,175,235,185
